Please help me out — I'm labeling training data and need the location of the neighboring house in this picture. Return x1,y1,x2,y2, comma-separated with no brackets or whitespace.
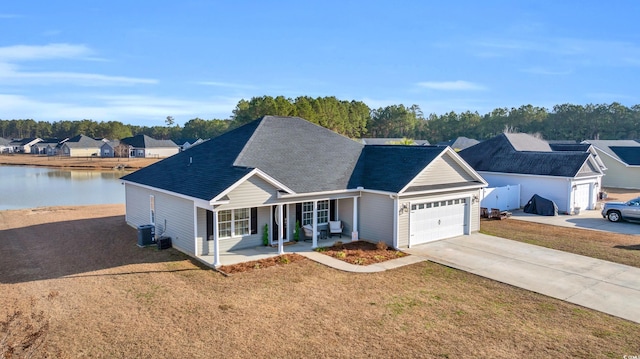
459,132,604,214
120,135,179,158
60,135,104,157
10,138,42,153
582,140,640,189
436,137,480,151
122,116,487,267
0,137,12,153
359,138,431,145
100,140,118,157
174,138,205,152
31,138,61,155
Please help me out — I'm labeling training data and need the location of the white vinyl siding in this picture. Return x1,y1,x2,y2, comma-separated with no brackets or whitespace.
412,154,475,187
217,175,278,210
125,184,195,255
358,193,394,246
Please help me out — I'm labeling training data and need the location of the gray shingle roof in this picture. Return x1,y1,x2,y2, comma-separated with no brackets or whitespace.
121,134,178,149
609,146,640,166
64,135,103,148
584,140,640,165
436,137,479,150
349,145,445,192
123,116,471,201
549,143,591,152
0,138,11,146
503,133,551,151
459,133,594,177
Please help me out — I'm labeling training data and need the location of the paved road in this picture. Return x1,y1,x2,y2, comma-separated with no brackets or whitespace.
406,233,640,324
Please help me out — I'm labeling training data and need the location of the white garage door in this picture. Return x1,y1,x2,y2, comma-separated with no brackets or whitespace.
574,184,590,210
410,198,467,246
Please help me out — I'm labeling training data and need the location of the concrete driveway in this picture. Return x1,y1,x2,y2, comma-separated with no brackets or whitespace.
510,209,640,235
405,234,640,323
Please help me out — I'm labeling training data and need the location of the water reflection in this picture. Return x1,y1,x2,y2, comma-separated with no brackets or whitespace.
1,166,132,210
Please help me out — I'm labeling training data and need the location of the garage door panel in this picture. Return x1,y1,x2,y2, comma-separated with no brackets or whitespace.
410,198,467,246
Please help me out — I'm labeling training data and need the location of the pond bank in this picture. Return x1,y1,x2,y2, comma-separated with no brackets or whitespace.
0,154,159,170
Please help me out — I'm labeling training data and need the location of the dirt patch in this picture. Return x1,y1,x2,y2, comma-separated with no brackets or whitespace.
316,240,407,265
0,153,159,170
602,187,640,202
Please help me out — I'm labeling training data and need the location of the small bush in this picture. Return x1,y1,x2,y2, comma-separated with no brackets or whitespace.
376,241,388,250
278,256,290,264
335,251,346,259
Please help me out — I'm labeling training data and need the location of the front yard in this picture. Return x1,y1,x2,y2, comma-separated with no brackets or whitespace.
1,204,639,358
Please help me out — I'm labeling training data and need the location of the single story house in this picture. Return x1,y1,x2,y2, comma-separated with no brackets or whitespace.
120,135,179,158
31,138,62,155
59,135,104,157
459,132,604,214
582,140,640,189
0,137,12,153
122,116,487,266
10,138,42,153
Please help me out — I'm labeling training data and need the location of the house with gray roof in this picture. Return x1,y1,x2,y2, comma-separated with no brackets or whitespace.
59,135,104,157
120,134,179,158
582,140,640,189
0,137,13,153
122,116,487,267
436,137,480,151
9,137,42,153
459,132,604,214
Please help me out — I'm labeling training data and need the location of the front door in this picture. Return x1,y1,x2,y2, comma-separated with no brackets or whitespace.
272,205,288,244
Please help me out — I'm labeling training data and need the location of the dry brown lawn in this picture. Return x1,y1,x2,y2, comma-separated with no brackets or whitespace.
1,205,640,358
0,153,160,170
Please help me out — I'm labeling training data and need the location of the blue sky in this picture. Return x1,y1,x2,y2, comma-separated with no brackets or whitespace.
1,1,639,126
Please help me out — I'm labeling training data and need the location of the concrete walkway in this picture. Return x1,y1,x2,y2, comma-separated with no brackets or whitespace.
405,233,640,324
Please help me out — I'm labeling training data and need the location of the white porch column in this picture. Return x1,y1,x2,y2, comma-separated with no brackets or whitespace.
277,204,284,255
312,200,318,249
352,196,359,241
213,210,220,267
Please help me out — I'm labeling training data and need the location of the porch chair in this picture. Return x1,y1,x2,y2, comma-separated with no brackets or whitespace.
329,220,343,238
302,225,317,242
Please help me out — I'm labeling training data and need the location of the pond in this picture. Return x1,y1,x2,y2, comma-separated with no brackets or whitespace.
0,165,131,210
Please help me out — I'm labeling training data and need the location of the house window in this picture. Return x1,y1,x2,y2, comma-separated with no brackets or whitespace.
302,200,329,226
218,208,252,238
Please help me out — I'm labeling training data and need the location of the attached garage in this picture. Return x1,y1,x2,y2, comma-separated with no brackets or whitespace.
409,197,469,246
573,183,590,210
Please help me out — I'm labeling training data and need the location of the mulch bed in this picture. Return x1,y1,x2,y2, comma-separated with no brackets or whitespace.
217,240,407,274
317,240,407,265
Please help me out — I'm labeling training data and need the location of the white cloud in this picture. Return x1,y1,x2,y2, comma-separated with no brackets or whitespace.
196,81,257,90
416,80,486,91
0,43,93,61
0,93,240,124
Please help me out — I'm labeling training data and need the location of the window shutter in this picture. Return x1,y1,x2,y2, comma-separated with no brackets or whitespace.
296,203,302,225
330,199,337,221
250,207,258,234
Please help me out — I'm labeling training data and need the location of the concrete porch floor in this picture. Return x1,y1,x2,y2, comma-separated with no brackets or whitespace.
197,237,346,267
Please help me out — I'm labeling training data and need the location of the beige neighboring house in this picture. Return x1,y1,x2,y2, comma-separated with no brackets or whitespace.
9,138,42,153
60,135,104,157
583,140,640,189
120,134,179,158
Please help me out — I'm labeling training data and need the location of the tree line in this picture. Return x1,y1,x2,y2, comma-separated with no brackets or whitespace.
1,97,639,142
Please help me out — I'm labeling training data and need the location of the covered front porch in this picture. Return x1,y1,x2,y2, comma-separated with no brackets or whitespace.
197,237,351,267
195,195,360,267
